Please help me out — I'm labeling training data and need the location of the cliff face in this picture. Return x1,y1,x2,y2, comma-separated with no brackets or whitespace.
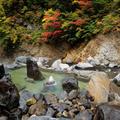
0,42,70,60
1,31,120,66
63,32,120,65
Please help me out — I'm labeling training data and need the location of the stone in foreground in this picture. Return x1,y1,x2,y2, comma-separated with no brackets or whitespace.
88,72,110,104
94,102,120,120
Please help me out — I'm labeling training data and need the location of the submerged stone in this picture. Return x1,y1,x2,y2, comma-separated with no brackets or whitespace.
26,58,44,80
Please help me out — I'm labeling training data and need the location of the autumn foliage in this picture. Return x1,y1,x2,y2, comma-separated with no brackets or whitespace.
0,0,119,51
70,19,86,26
41,9,63,42
74,0,93,8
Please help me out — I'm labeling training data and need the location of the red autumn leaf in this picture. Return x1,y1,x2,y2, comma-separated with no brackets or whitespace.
70,19,86,26
43,22,61,30
76,0,92,8
41,32,53,39
53,30,63,37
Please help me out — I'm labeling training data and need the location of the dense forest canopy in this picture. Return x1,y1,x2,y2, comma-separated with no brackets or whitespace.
0,0,119,53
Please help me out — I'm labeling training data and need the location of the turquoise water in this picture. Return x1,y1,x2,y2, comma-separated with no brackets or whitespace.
10,67,87,95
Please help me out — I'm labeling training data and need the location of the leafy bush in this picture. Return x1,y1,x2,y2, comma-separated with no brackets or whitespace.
0,0,119,53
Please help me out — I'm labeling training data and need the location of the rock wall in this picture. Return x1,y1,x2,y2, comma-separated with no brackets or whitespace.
64,32,120,65
0,42,70,61
1,32,120,65
18,42,70,59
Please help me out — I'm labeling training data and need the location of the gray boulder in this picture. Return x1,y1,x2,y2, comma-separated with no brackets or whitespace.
76,62,93,69
26,58,44,80
19,90,33,113
62,77,78,93
75,110,93,120
15,56,29,64
94,103,120,120
0,75,19,110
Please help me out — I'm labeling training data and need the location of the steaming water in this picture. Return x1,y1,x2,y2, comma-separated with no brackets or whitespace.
10,67,87,95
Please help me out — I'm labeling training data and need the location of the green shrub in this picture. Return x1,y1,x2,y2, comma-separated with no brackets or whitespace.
0,0,119,53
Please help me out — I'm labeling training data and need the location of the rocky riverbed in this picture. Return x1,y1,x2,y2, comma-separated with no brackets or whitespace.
0,56,120,120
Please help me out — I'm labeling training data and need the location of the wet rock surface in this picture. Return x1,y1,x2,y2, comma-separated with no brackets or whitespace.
26,58,44,80
1,57,120,120
62,77,78,93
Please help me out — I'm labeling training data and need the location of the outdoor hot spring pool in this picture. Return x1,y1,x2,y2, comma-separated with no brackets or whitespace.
10,67,87,95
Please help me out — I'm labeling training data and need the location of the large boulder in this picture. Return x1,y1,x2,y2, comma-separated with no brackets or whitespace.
62,77,78,93
36,57,50,67
26,58,44,80
94,102,120,120
51,59,69,71
88,72,110,104
51,59,61,71
0,75,20,110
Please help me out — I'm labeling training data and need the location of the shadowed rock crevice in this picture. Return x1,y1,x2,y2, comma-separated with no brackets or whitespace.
0,64,5,79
